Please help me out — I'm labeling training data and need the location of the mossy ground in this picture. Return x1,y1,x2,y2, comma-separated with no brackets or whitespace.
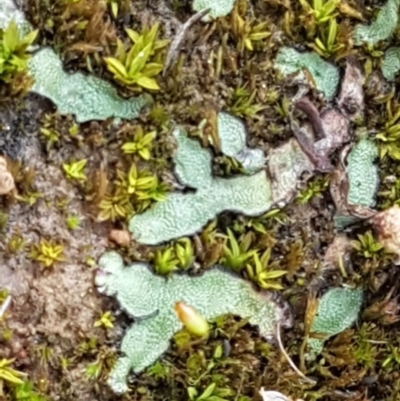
1,0,400,400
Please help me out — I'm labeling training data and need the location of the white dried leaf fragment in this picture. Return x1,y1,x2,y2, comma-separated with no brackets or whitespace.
371,206,400,260
259,388,303,401
0,157,15,195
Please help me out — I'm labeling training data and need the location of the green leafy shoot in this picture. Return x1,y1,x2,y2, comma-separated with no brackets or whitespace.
229,84,267,118
149,104,170,128
0,358,26,386
107,0,125,18
7,234,25,253
62,159,87,181
311,17,344,57
379,177,400,209
117,164,156,196
188,382,234,401
66,215,80,230
135,177,169,203
84,348,116,381
0,20,38,83
14,381,47,401
231,4,271,53
352,231,384,259
351,323,378,369
376,101,400,160
154,246,179,275
98,167,167,223
273,96,292,119
382,345,400,371
245,249,287,290
299,0,339,38
146,361,170,380
121,126,156,160
97,193,133,222
94,311,114,329
174,238,194,269
40,127,59,151
16,191,43,206
246,208,287,233
221,229,257,272
29,239,65,268
85,361,102,380
104,23,169,91
296,176,329,204
0,289,10,306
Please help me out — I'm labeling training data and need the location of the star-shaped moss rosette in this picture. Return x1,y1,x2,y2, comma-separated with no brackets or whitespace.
307,287,363,359
353,0,400,46
274,47,340,99
129,126,273,245
95,251,291,394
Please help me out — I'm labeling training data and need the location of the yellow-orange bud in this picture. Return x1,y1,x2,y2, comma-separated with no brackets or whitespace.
174,301,209,337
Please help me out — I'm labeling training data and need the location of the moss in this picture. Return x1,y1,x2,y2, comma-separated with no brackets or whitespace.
3,0,400,399
95,251,290,393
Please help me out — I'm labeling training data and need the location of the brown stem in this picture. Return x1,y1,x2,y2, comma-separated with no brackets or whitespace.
294,97,326,140
289,115,333,172
163,8,211,76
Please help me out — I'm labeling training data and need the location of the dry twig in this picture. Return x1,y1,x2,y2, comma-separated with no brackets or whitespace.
163,8,211,76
